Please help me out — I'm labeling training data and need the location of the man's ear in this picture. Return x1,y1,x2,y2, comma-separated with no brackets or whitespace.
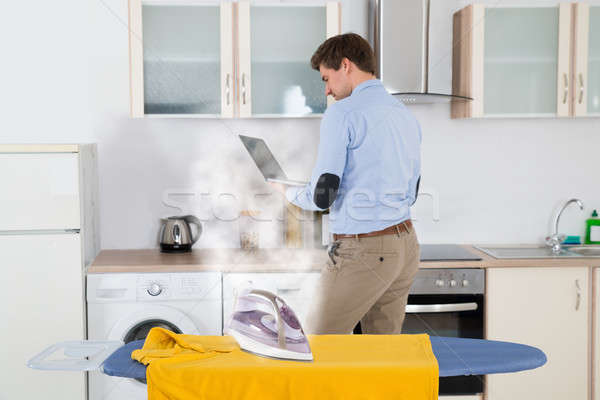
341,57,351,73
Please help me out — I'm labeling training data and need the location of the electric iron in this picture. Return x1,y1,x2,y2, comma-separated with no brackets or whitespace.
226,288,313,362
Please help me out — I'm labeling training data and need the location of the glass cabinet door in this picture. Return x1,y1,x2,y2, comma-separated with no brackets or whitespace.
588,7,600,115
483,7,559,116
244,5,328,117
132,2,227,116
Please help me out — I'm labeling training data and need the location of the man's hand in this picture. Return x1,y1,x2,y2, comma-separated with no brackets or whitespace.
268,181,287,195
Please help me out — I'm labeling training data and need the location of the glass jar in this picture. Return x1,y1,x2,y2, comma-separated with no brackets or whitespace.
239,210,260,250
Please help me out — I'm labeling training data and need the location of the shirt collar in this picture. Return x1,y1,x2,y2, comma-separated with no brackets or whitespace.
351,79,382,97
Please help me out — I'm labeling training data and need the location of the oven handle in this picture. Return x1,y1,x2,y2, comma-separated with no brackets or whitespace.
406,302,478,313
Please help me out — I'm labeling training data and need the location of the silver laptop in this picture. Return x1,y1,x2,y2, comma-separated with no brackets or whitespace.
239,135,308,186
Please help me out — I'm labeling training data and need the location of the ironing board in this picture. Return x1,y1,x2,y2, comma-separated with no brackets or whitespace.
101,336,547,381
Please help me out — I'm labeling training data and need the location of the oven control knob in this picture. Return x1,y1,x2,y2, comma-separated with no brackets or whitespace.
449,279,457,287
435,279,444,287
462,279,470,287
147,283,162,296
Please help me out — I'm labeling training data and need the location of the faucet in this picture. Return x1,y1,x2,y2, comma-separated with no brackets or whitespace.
545,198,584,254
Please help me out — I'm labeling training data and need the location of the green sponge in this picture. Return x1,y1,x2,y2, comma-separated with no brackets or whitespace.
563,235,581,245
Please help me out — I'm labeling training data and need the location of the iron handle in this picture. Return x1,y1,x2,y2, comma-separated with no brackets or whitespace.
405,302,478,313
247,289,286,347
276,288,301,294
575,279,581,311
562,73,569,104
225,73,230,106
578,73,584,104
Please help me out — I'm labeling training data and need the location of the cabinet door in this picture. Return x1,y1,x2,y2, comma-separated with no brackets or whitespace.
484,7,563,117
238,2,340,118
574,3,590,117
486,267,589,400
595,268,599,400
128,0,234,117
577,5,600,116
0,233,84,399
452,4,571,118
0,153,80,231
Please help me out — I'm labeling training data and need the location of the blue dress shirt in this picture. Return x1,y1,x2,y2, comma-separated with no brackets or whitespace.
285,79,422,234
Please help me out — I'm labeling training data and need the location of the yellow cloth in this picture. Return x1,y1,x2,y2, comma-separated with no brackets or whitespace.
132,327,439,400
131,328,238,365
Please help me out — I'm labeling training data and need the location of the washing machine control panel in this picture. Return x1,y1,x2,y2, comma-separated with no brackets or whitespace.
136,273,221,300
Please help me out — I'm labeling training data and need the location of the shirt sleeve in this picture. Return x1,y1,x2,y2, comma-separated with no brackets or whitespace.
285,107,350,211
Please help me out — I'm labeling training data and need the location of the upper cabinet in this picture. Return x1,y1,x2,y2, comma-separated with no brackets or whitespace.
128,1,341,118
129,1,232,117
451,3,599,119
578,4,600,116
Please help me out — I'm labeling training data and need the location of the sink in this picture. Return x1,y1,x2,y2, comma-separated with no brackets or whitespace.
475,245,600,259
475,246,582,259
563,245,600,257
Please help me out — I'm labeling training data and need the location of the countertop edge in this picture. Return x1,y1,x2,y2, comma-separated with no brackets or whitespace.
87,246,600,274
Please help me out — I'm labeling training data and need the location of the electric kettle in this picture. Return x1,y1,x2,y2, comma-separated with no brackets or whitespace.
159,215,202,253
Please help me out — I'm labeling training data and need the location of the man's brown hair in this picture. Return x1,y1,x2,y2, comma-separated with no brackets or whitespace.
310,33,376,74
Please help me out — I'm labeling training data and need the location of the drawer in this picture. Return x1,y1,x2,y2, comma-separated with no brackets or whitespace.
0,153,80,230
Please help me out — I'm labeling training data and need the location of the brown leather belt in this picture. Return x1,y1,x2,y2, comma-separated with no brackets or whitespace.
333,220,413,241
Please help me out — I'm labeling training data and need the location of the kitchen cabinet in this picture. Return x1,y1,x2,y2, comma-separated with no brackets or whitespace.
222,272,320,332
486,267,589,400
129,1,232,117
0,145,98,400
452,3,598,119
589,7,600,115
128,1,340,118
595,268,599,400
574,5,600,116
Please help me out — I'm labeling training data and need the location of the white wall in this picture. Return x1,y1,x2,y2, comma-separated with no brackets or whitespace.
1,0,599,250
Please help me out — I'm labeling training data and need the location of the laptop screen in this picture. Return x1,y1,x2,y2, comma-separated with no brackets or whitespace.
239,135,289,181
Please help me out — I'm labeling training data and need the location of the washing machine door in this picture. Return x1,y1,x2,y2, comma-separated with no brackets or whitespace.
108,305,199,343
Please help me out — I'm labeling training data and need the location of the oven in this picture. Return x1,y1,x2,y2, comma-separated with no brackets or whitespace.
354,268,485,397
404,268,484,396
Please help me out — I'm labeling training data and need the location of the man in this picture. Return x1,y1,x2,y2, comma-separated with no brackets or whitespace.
270,33,421,334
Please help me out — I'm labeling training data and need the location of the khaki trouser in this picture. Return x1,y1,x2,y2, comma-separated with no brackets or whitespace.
305,225,420,334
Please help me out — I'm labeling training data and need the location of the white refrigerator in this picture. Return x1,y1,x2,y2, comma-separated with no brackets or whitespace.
0,144,98,400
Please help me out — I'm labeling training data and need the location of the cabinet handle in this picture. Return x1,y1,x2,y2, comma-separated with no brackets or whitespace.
242,73,247,105
562,73,569,104
578,73,584,104
575,279,581,311
225,73,230,106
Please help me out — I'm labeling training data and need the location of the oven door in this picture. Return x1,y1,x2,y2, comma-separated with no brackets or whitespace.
402,293,484,396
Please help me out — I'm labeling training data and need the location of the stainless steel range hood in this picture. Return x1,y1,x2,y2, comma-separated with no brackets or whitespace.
374,0,472,104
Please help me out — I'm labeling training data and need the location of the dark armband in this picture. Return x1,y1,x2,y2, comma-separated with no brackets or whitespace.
313,173,340,209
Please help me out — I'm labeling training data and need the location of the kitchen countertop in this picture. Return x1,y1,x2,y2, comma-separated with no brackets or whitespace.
87,245,600,274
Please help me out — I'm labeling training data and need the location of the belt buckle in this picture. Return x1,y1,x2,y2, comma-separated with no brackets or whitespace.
396,221,409,235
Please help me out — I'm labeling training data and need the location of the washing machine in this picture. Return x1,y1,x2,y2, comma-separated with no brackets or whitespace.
87,272,222,400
